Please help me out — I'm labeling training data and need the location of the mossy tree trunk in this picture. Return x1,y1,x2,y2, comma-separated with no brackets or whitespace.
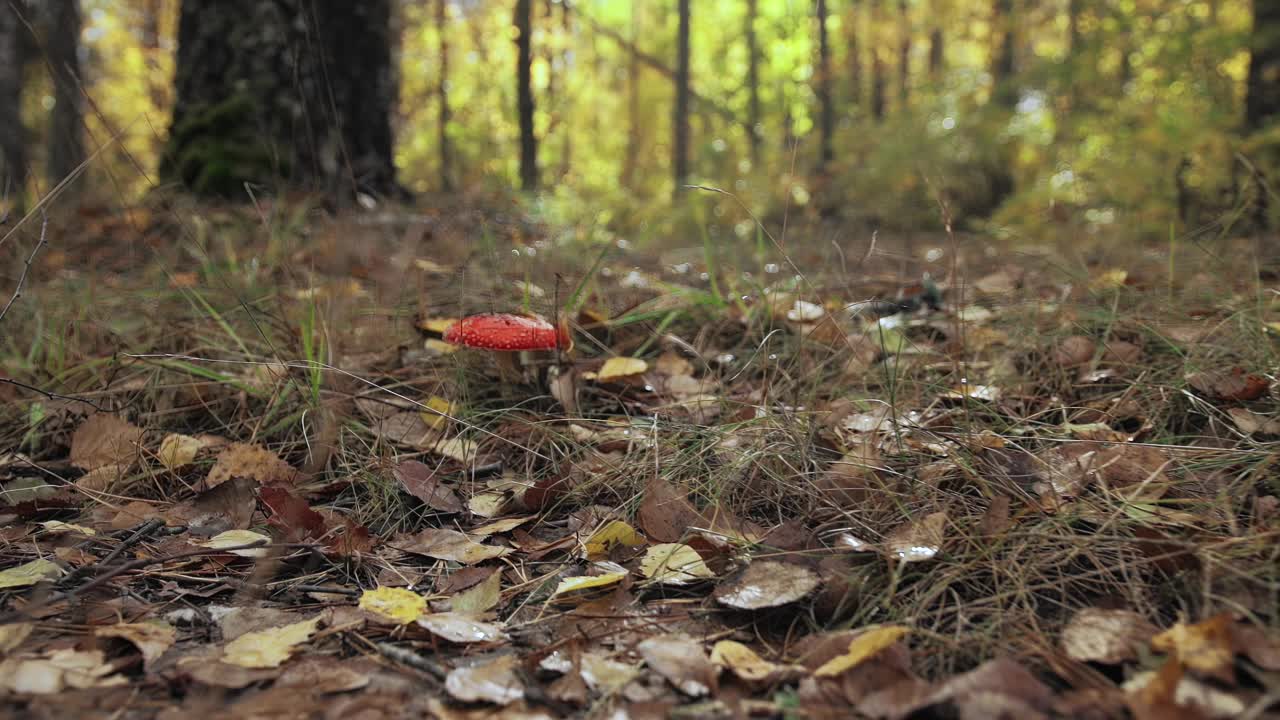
162,0,400,200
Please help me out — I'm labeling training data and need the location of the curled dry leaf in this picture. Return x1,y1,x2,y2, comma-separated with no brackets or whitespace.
884,511,948,562
711,640,802,683
1186,368,1270,402
445,655,524,705
1227,408,1280,436
0,623,33,654
0,648,127,694
222,615,322,669
637,634,717,697
1151,614,1237,683
1053,335,1096,369
714,560,821,610
70,413,143,471
157,433,205,469
393,460,463,513
95,621,176,670
206,442,295,487
358,587,427,625
814,625,910,677
639,543,715,585
552,571,628,598
1061,608,1157,664
417,612,507,643
399,527,509,564
196,530,271,557
38,520,95,536
449,569,503,615
582,519,646,560
597,356,648,382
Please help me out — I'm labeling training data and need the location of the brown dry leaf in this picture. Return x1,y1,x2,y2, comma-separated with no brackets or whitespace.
714,560,821,610
1232,623,1280,671
884,511,948,562
1151,614,1236,683
469,515,535,538
206,442,295,487
0,649,127,694
399,527,509,564
393,460,463,512
95,621,176,670
1227,408,1280,436
918,657,1055,718
165,476,256,534
1054,335,1097,368
197,529,271,557
711,640,802,683
222,614,322,669
157,433,205,469
449,570,503,615
1061,608,1157,664
654,351,694,377
814,626,910,677
1186,368,1270,402
417,612,507,643
0,623,32,654
637,477,707,543
445,655,524,705
70,414,143,471
639,543,715,585
1125,660,1235,720
259,485,328,540
176,650,282,689
1032,445,1100,505
275,657,371,694
637,634,718,697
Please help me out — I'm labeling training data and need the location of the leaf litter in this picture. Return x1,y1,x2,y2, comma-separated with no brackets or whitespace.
3,210,1279,719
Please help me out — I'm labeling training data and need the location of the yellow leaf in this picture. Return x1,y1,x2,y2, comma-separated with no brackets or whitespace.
359,587,427,625
197,530,271,557
468,491,509,518
813,626,910,677
158,433,204,469
428,436,477,464
423,339,458,355
222,615,321,669
0,559,62,589
420,396,456,430
552,571,628,596
583,520,646,560
39,521,96,536
1091,268,1128,291
417,317,456,334
639,543,715,585
1151,614,1235,681
449,571,502,616
413,258,449,273
710,641,780,682
597,357,648,382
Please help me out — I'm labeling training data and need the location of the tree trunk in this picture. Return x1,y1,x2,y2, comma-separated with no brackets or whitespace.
847,1,862,110
673,0,691,199
746,0,761,167
46,0,84,191
438,0,453,191
0,1,27,215
1247,0,1280,132
621,2,641,188
897,0,910,109
162,0,399,200
816,0,833,171
870,0,887,122
990,0,1017,110
928,13,944,79
515,0,537,191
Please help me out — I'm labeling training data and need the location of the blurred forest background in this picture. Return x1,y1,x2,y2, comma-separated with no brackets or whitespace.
1,0,1277,240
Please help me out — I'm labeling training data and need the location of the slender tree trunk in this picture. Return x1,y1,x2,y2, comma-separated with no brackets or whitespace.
816,0,833,171
515,0,537,191
673,0,691,199
927,0,944,80
0,1,27,214
870,0,887,121
438,0,453,191
990,0,1017,110
622,2,640,188
558,1,572,180
1247,0,1280,132
163,0,399,199
46,0,84,191
847,2,862,110
897,0,910,110
746,0,761,167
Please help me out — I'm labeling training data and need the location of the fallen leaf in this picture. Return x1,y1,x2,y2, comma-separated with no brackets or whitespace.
417,613,507,643
469,515,535,538
552,571,628,597
70,414,143,471
711,640,800,683
1227,408,1280,436
814,626,910,677
1152,614,1236,683
393,460,463,512
0,649,126,694
0,558,63,589
95,621,176,670
399,527,509,564
259,485,329,540
196,529,271,557
582,519,646,560
222,615,322,669
637,634,717,697
884,511,948,562
425,435,478,464
1186,368,1269,402
637,477,707,543
359,587,427,624
166,476,256,534
38,520,96,536
446,655,524,705
158,433,205,469
0,623,32,654
714,560,821,610
597,357,648,382
276,657,371,694
639,543,715,585
1053,335,1096,368
207,442,295,487
1061,608,1157,664
580,653,640,694
449,570,503,616
421,395,456,430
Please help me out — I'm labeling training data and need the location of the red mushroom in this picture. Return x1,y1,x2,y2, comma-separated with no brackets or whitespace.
443,313,572,379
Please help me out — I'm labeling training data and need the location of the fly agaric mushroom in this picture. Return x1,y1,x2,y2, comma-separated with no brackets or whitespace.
443,313,571,379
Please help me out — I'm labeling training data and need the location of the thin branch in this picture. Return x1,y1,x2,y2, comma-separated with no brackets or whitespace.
0,210,47,324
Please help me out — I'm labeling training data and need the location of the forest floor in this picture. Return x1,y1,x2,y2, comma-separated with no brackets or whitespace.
0,196,1278,719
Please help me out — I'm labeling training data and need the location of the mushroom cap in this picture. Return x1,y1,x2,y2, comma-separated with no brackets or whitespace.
442,313,571,351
